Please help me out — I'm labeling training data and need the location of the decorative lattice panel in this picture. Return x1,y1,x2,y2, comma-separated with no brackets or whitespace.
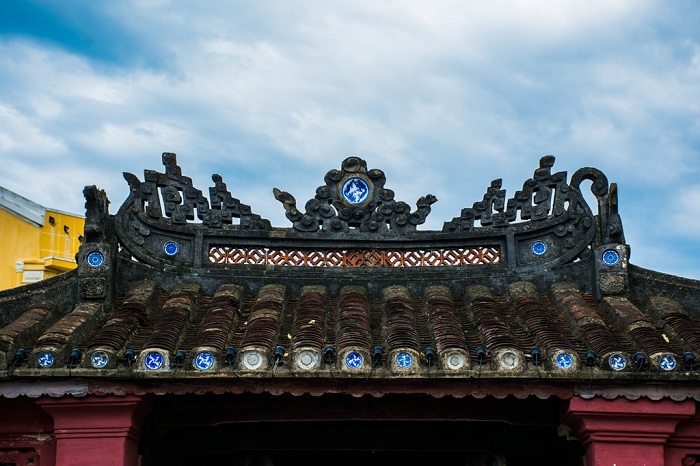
209,246,500,267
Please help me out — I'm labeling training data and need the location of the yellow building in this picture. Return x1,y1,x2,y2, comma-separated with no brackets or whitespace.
0,186,84,290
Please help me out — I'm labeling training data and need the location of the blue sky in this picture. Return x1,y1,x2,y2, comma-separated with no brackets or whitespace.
0,1,699,278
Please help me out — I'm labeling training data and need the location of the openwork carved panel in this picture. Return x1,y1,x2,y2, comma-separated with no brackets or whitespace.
209,246,500,267
442,156,621,244
122,153,271,230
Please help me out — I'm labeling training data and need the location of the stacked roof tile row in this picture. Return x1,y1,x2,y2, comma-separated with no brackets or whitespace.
2,278,697,380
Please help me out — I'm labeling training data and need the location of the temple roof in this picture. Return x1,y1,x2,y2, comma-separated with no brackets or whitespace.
1,154,699,400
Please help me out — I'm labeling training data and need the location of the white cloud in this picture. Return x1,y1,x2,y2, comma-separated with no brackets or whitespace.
0,0,699,277
0,104,67,155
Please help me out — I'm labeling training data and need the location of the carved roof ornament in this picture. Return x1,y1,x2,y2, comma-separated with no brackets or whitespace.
82,185,111,243
443,155,624,245
273,156,437,233
445,156,562,230
108,152,626,273
121,153,271,231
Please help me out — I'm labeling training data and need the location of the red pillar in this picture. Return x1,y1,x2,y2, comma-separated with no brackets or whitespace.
37,395,150,466
563,396,695,466
666,413,700,465
0,396,55,466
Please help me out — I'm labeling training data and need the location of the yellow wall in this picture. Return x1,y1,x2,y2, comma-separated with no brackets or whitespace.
0,208,84,290
39,210,85,273
0,208,41,289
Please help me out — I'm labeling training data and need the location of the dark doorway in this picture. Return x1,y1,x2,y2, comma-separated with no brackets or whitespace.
140,393,583,466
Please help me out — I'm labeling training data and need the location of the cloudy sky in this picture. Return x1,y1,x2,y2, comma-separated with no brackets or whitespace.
1,1,699,278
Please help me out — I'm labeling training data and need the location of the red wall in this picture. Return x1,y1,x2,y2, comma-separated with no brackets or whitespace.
3,394,700,465
563,397,700,465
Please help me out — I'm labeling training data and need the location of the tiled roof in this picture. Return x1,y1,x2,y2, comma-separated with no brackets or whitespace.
2,274,699,379
1,154,699,399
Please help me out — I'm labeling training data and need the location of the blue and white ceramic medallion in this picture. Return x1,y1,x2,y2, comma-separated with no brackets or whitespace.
658,354,677,371
602,249,620,266
86,251,105,268
555,353,574,370
194,351,215,371
37,351,55,368
345,351,363,369
609,353,627,371
91,351,109,368
532,241,547,256
341,177,370,205
396,352,413,368
144,351,164,370
163,241,179,256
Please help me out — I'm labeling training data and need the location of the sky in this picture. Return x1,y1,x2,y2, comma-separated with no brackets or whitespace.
0,1,699,278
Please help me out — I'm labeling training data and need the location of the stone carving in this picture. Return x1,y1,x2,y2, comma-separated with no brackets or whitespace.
81,277,107,299
83,185,111,243
443,156,617,250
111,153,624,271
445,156,571,230
124,210,150,246
570,167,625,245
122,153,270,230
209,245,500,267
208,174,270,230
274,157,437,233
